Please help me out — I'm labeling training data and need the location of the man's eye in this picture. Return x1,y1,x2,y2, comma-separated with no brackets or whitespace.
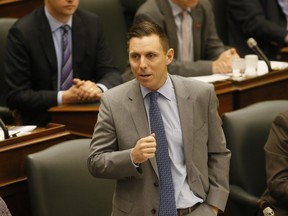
148,53,156,58
131,54,139,59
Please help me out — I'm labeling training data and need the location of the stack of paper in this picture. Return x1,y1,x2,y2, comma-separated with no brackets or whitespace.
0,125,37,141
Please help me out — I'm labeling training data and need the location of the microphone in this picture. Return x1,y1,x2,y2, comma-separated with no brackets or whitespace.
247,37,272,72
0,117,9,139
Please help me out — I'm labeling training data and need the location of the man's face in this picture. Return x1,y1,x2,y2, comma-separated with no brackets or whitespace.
45,0,79,22
128,34,174,91
172,0,198,9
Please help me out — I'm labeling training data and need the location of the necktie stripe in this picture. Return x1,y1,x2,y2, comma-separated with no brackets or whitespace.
181,10,193,62
61,25,73,90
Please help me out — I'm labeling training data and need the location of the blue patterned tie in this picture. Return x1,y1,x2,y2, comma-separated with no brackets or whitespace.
60,25,73,90
149,92,177,216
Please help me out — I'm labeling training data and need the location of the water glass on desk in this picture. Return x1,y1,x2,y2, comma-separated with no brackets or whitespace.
232,58,246,78
245,54,258,77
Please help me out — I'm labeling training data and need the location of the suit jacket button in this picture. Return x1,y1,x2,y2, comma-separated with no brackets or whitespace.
151,209,157,214
154,181,159,187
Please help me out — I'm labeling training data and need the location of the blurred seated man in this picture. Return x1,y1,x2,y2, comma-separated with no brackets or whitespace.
258,111,288,216
122,0,239,82
227,0,288,61
4,0,122,126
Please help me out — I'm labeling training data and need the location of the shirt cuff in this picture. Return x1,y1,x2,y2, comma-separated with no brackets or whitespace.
130,149,139,168
57,91,64,105
97,83,108,92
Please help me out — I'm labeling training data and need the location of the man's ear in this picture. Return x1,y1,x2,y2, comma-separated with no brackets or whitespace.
166,48,174,65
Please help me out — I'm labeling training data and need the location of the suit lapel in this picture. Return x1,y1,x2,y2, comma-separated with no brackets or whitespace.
127,82,149,138
37,7,58,89
157,0,179,57
127,81,159,177
171,76,194,165
71,11,86,73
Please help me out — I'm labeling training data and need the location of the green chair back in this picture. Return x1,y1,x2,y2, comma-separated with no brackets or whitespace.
26,138,115,216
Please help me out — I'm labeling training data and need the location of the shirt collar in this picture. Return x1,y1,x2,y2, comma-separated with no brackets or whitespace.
44,6,73,33
168,0,191,17
141,75,173,101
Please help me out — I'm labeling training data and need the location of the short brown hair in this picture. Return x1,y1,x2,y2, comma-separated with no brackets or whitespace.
127,21,170,52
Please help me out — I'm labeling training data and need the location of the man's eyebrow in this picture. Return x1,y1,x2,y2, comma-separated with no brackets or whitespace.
129,51,138,55
129,50,158,55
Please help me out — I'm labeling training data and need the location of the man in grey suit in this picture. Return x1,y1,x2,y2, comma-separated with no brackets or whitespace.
122,0,239,82
88,21,231,216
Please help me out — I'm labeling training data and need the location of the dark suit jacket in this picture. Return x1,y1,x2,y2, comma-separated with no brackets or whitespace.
4,5,122,126
227,0,287,60
135,0,226,76
88,75,231,215
260,111,288,216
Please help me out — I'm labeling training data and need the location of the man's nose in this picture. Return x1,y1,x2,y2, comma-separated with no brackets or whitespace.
139,56,147,68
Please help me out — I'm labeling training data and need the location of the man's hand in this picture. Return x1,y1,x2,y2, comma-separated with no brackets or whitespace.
62,84,82,104
131,133,157,164
62,78,102,104
213,48,240,74
210,205,218,215
74,79,102,102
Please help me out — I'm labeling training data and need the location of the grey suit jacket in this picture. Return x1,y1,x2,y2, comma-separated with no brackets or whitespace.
88,75,231,215
135,0,226,76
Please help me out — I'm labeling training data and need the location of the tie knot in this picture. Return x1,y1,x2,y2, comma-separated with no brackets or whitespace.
61,24,70,34
180,10,189,19
149,91,159,101
182,10,189,15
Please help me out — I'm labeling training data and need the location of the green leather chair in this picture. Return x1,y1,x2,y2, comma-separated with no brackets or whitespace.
222,100,288,216
0,18,17,124
26,139,115,216
79,0,128,73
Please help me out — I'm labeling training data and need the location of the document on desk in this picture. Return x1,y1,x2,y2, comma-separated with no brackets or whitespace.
257,60,288,75
191,60,288,83
191,74,230,83
0,125,37,141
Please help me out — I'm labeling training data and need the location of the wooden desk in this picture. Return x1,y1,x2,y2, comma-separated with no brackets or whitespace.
232,68,288,109
214,80,235,116
0,123,72,216
49,103,99,137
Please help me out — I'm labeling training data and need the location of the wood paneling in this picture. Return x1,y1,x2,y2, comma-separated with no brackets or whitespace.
0,123,72,216
0,0,41,18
